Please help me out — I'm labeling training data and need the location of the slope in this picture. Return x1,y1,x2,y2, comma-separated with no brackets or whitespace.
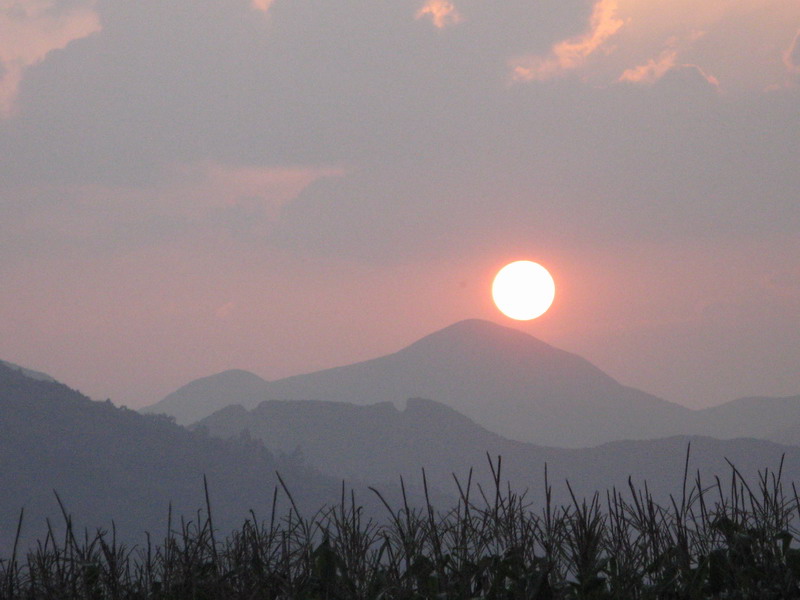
196,396,800,510
0,362,341,554
148,319,692,447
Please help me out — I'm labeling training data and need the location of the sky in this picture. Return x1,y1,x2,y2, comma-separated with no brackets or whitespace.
1,0,799,410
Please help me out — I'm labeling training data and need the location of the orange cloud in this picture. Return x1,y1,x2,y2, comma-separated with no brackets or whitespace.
617,0,799,91
251,0,273,15
415,0,462,29
511,0,624,81
619,35,719,88
512,0,799,91
0,0,101,117
619,48,677,83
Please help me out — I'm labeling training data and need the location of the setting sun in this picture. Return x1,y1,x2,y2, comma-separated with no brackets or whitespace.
492,261,556,320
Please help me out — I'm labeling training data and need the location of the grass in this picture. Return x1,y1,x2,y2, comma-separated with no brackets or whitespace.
3,449,800,599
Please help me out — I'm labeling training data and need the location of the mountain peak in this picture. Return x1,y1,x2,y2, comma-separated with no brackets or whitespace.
422,318,541,339
147,318,693,446
204,369,268,385
404,319,557,356
142,369,269,424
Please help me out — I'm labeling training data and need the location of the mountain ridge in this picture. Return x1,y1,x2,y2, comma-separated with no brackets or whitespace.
0,359,56,383
145,318,693,446
0,361,345,553
195,395,800,512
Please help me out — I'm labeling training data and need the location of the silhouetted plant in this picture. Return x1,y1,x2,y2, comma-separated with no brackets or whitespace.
3,451,800,599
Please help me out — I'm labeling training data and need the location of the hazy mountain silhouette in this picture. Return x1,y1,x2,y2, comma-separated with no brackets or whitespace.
149,320,800,446
5,356,800,559
150,368,270,424
0,359,56,382
147,319,693,446
754,398,800,446
694,395,800,441
196,396,800,510
0,361,346,553
195,398,515,484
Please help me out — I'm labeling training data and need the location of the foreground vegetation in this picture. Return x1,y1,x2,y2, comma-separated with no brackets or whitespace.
4,453,800,599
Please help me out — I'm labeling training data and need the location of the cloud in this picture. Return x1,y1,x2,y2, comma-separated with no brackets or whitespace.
196,163,345,213
620,0,798,91
0,0,101,116
510,0,798,90
619,39,719,88
619,48,678,84
0,0,798,262
661,64,720,89
511,0,624,81
415,0,462,29
0,161,344,259
250,0,273,14
4,0,794,193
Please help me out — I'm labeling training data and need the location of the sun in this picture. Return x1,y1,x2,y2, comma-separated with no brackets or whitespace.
492,261,555,321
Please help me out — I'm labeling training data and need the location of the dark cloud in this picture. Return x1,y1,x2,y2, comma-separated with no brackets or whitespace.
0,0,798,260
272,76,800,261
0,0,595,184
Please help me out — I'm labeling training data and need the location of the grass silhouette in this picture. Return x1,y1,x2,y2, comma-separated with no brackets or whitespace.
3,450,800,599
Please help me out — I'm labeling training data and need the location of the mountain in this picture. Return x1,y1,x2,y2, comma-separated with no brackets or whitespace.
769,422,800,446
0,361,347,554
195,396,800,510
147,319,693,446
694,395,800,442
0,359,56,383
148,368,270,425
194,397,518,484
6,355,800,559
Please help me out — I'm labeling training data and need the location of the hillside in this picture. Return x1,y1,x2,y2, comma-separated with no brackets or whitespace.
693,395,800,441
196,396,800,509
195,397,518,484
0,362,342,553
0,359,56,382
148,319,692,446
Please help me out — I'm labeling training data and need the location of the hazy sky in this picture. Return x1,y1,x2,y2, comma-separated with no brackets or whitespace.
1,0,798,410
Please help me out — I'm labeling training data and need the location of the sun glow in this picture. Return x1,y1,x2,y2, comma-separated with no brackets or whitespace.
492,261,556,321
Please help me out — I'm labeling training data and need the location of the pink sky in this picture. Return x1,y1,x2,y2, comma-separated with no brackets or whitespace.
1,0,798,409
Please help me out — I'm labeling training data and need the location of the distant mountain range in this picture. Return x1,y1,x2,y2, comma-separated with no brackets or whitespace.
194,396,800,509
4,342,800,557
145,319,800,447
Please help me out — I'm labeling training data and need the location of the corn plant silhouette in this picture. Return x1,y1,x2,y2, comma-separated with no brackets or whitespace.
3,450,800,599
